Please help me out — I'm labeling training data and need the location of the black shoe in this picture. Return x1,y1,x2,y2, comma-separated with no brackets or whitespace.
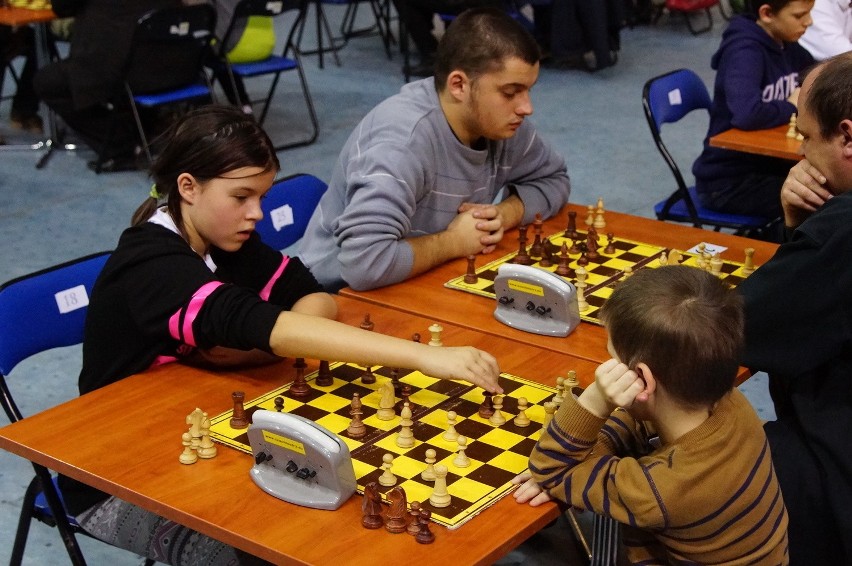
87,155,140,173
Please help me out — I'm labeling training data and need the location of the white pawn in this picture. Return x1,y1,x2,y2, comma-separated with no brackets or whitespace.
543,402,556,427
575,267,589,312
553,376,565,406
379,453,397,487
442,410,459,441
489,395,506,426
429,464,451,508
742,247,755,276
428,323,443,346
453,436,470,468
396,402,415,448
196,413,217,459
565,369,579,389
421,448,437,481
513,397,530,427
710,253,723,276
179,431,197,465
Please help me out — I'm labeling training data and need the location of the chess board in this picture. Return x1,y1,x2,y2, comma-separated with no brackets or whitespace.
445,230,755,325
209,362,559,529
8,0,52,9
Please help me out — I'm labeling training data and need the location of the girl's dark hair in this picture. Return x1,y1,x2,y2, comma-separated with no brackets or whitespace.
131,105,280,234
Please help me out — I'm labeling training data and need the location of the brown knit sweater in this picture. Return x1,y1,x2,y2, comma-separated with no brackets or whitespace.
529,389,789,564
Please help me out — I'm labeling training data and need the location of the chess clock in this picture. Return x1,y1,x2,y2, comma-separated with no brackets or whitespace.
493,264,580,337
247,410,357,510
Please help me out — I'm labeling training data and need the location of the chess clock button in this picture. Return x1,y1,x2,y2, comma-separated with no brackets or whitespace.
296,467,316,479
255,451,273,465
526,301,535,311
286,460,299,473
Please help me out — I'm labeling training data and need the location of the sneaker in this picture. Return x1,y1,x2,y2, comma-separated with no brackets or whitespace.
10,111,44,135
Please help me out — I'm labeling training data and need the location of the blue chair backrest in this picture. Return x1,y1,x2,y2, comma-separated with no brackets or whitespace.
0,252,110,376
255,174,328,251
644,69,712,132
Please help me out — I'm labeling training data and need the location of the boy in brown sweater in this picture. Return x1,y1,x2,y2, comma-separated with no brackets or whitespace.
513,265,789,564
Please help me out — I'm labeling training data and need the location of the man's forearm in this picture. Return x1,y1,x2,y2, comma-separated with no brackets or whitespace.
406,231,462,278
496,193,526,229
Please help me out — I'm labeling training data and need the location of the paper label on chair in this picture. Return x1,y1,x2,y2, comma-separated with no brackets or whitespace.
270,204,295,232
668,88,683,106
55,285,90,314
266,1,283,13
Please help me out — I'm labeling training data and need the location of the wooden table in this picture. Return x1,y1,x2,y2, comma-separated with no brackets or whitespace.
0,296,599,566
341,204,779,372
709,125,802,161
0,5,55,27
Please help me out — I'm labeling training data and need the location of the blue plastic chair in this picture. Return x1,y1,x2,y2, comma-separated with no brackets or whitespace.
0,252,137,566
254,173,329,251
642,69,774,235
218,0,319,150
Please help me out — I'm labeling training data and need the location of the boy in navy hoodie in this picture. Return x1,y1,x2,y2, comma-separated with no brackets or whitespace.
692,0,814,229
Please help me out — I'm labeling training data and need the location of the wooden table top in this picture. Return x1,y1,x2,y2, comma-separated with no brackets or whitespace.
341,204,779,374
709,125,802,161
0,5,55,26
0,296,598,566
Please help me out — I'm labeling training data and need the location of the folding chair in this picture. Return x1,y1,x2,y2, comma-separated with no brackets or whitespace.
642,69,774,236
657,0,730,35
95,4,217,171
254,173,328,250
0,252,152,566
218,0,319,150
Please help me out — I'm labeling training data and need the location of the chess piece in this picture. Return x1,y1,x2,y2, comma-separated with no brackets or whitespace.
553,376,565,406
513,225,532,265
555,243,572,277
710,253,723,276
479,391,494,418
428,323,443,346
442,410,459,441
453,436,470,468
289,358,312,398
273,397,285,412
543,401,556,427
229,392,249,429
390,367,402,395
396,402,415,448
398,384,415,413
429,464,451,508
622,265,633,279
658,251,668,267
786,113,797,138
411,333,421,343
668,249,683,264
379,453,397,486
568,237,581,255
179,431,198,464
489,395,506,426
385,486,408,534
415,509,436,544
575,267,589,312
593,200,606,230
585,204,594,227
539,240,553,267
361,482,384,529
361,365,376,384
576,250,589,267
530,213,544,257
604,233,615,254
421,448,437,481
742,247,756,276
360,313,375,331
186,408,205,448
407,501,422,536
197,413,217,459
513,397,530,427
565,369,579,390
347,393,367,439
565,210,578,239
377,381,396,421
316,360,333,386
585,232,599,261
464,255,478,284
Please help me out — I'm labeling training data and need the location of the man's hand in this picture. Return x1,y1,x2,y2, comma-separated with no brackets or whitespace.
781,159,832,228
578,359,644,418
511,470,553,506
443,208,495,256
457,203,506,254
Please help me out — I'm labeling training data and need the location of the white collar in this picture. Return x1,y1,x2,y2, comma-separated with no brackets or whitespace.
148,208,217,272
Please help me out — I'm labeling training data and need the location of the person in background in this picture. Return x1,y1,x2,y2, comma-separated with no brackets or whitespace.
299,8,571,292
0,25,42,139
798,0,852,60
691,0,814,228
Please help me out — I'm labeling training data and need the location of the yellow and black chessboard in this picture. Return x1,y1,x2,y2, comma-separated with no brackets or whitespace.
209,362,560,529
8,0,52,9
445,230,755,326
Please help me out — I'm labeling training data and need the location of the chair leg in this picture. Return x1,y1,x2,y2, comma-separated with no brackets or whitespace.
684,8,713,34
126,86,153,165
33,465,87,565
9,476,41,566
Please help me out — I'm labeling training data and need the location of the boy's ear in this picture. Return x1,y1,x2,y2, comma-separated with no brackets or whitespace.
757,3,774,21
635,363,657,396
840,119,852,158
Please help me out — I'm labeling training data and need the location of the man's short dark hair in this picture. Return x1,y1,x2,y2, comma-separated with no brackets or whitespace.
599,265,743,408
807,52,852,140
434,8,540,92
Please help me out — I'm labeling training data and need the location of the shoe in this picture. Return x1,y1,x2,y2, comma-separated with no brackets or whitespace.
87,155,141,173
10,111,44,135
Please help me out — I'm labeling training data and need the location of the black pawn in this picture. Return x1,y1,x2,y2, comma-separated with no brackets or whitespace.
316,360,333,386
274,397,285,412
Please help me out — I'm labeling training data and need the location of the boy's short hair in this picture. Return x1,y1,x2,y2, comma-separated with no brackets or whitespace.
434,7,540,92
599,265,743,407
808,53,852,140
745,0,797,15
